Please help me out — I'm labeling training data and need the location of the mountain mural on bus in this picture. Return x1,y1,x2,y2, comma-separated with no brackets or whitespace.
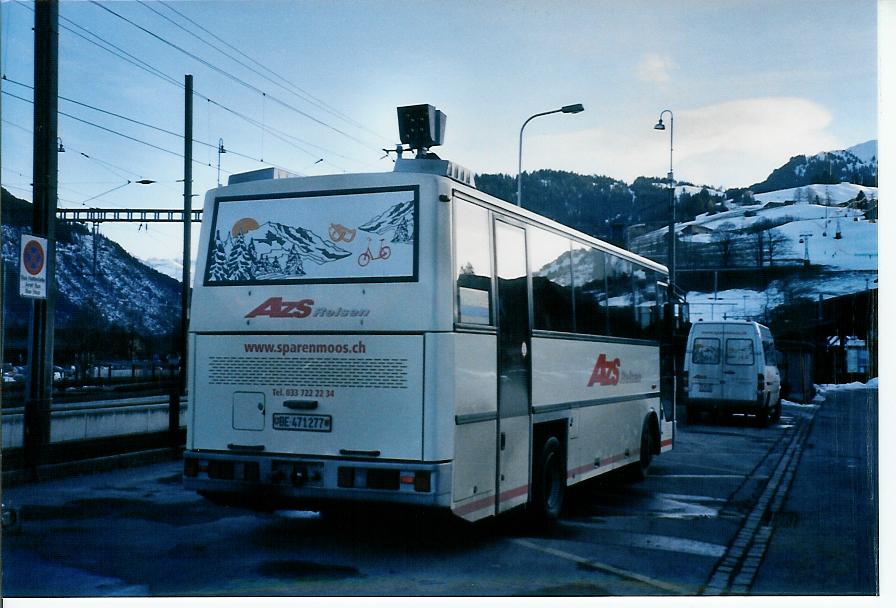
204,191,417,283
357,199,415,244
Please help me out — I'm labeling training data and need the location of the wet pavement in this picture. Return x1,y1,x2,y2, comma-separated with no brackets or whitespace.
0,384,878,597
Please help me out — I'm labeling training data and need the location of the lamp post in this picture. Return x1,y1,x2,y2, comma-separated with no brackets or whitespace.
654,110,675,302
517,103,584,207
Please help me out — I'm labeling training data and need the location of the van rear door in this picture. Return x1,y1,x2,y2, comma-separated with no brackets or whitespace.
721,326,758,403
689,327,724,401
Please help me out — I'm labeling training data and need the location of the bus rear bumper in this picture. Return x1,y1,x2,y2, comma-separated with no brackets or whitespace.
182,450,452,509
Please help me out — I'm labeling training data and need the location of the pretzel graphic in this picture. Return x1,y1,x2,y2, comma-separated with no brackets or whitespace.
329,223,357,243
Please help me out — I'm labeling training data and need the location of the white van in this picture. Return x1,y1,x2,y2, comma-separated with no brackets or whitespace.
683,321,781,426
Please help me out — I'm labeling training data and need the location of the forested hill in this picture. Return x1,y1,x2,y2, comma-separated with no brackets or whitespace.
475,170,725,243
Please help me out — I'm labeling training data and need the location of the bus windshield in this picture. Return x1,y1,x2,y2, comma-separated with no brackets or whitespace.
203,186,418,285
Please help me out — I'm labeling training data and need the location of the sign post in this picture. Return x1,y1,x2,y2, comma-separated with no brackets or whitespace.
25,0,59,475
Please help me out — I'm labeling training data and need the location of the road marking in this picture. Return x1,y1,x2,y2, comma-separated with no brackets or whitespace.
654,492,727,503
513,538,691,595
558,523,727,557
651,474,752,479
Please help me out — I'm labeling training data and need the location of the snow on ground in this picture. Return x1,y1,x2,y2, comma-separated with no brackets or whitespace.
775,215,877,270
675,184,725,197
686,270,877,322
816,379,878,393
753,182,877,205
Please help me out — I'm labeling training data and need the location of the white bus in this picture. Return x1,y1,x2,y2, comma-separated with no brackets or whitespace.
183,105,676,522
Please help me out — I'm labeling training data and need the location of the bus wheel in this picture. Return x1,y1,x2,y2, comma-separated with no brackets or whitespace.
632,418,654,481
533,436,565,522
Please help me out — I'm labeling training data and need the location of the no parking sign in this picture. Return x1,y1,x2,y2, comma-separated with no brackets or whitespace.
20,234,48,299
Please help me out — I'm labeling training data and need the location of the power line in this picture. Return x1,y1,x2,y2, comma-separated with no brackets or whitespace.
153,0,388,143
88,0,383,154
14,1,367,171
3,87,302,177
5,76,275,169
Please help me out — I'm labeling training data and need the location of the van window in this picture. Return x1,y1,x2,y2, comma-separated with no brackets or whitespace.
693,337,721,364
762,340,777,365
726,338,755,365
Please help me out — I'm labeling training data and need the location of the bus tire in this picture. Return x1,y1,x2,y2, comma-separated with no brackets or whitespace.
533,436,565,522
631,418,654,481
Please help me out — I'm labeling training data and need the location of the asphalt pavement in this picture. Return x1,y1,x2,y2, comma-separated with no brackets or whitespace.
0,383,879,598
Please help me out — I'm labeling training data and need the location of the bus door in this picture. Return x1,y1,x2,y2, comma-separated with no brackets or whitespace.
494,220,531,514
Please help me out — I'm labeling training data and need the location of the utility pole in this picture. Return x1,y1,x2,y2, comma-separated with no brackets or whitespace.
24,0,59,476
170,74,192,448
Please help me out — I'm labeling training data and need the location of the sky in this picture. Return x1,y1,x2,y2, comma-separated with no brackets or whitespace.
0,0,879,268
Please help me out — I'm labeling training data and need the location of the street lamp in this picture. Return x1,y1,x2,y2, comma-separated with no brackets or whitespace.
654,109,675,302
517,103,584,207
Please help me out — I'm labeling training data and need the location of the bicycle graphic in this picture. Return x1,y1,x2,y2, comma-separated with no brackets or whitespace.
357,237,391,267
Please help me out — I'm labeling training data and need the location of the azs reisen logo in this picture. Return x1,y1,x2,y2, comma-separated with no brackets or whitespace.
246,297,314,319
587,354,620,386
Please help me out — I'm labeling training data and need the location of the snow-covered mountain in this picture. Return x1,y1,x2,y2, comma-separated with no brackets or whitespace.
626,179,878,321
2,188,179,338
749,140,877,193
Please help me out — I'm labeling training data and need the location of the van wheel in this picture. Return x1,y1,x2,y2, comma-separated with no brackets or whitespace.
770,397,782,423
756,397,770,428
533,436,565,522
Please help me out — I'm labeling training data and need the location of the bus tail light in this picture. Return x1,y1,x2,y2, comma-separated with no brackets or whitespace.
682,371,689,393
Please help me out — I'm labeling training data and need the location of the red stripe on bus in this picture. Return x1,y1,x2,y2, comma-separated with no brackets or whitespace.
567,450,631,478
499,484,529,502
453,493,495,517
661,438,673,447
453,483,529,517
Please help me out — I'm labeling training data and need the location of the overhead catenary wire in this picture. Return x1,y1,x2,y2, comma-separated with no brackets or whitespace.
12,0,369,171
150,0,386,144
3,88,303,177
88,0,383,155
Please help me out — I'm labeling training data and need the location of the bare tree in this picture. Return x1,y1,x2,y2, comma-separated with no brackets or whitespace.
711,222,739,267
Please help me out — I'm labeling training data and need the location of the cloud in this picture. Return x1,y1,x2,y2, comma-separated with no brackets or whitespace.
516,97,842,189
636,52,677,84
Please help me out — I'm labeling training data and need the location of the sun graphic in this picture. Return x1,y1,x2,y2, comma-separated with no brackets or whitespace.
231,217,260,237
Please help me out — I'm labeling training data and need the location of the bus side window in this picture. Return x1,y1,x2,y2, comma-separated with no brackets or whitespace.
454,199,493,325
529,227,574,333
606,254,636,339
572,244,607,336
